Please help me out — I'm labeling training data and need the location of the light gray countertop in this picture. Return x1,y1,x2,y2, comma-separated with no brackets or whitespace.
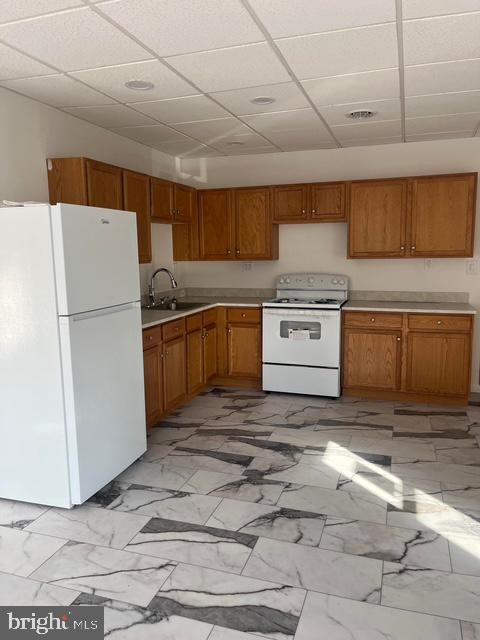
344,300,476,314
141,297,268,329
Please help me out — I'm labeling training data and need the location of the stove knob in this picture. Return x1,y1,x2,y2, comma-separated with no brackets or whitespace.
332,278,338,285
308,277,314,284
285,278,290,284
338,279,345,285
279,278,284,284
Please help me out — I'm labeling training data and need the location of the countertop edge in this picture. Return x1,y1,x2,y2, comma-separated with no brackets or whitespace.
344,301,476,315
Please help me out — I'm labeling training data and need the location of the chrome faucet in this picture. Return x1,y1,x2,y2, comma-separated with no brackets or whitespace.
148,268,178,306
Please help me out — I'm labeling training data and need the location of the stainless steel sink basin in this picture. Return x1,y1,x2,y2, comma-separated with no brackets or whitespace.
142,301,205,311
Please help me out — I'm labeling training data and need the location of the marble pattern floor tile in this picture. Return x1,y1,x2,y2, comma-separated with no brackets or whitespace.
381,561,480,622
277,483,387,524
31,542,175,607
148,427,198,445
0,498,49,529
319,518,451,570
206,498,326,546
153,562,306,640
436,448,480,466
161,448,254,474
246,458,340,489
269,427,352,448
294,591,462,640
126,517,256,573
448,535,480,577
87,481,131,508
243,537,382,603
218,437,304,465
441,483,480,512
197,426,274,438
391,460,480,485
387,501,480,536
107,487,221,524
25,504,149,549
0,571,79,606
181,470,286,504
116,461,195,490
209,627,267,640
0,526,66,577
141,445,175,462
462,621,480,639
347,436,437,460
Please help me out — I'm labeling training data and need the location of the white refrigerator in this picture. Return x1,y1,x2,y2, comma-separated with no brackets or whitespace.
0,203,147,508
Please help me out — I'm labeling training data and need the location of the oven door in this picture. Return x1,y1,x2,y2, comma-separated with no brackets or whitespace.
262,307,341,368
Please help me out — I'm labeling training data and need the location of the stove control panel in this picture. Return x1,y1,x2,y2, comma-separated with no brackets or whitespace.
276,273,349,291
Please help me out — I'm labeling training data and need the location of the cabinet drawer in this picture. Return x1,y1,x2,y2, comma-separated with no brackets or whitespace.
343,311,403,330
143,325,163,349
163,318,186,341
186,312,202,333
227,307,261,323
203,308,218,327
408,314,472,332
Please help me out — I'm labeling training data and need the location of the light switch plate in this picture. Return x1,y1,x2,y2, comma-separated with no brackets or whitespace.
466,259,479,275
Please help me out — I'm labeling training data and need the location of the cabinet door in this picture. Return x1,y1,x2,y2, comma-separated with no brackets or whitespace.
122,170,152,264
174,184,195,223
410,174,476,257
273,184,309,222
163,336,186,411
187,328,204,395
310,182,346,221
227,322,262,378
143,345,163,429
343,328,402,390
47,157,88,205
406,332,471,397
203,325,218,383
348,179,407,257
85,159,123,209
234,187,276,260
198,189,234,259
151,177,174,222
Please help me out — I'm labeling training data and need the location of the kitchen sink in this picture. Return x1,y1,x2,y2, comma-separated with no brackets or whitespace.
142,301,205,311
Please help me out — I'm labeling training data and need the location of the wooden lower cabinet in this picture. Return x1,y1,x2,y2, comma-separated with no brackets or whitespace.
163,335,186,412
343,328,401,391
226,308,262,380
343,311,473,404
204,325,218,383
187,327,204,395
143,345,163,430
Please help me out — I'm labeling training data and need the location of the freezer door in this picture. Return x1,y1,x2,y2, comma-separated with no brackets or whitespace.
51,204,140,315
60,302,146,504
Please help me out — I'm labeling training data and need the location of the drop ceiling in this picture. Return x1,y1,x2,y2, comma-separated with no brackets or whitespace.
1,0,480,158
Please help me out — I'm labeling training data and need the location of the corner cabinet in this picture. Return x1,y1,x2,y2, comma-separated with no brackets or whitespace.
348,173,476,259
342,311,473,404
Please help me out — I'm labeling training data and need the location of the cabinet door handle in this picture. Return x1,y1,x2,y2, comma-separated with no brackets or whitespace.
396,337,401,342
226,250,231,255
311,209,316,214
301,209,306,214
160,353,164,359
370,318,376,322
437,320,442,325
400,246,405,250
228,328,232,334
236,250,240,254
241,313,246,318
148,335,153,341
411,246,416,250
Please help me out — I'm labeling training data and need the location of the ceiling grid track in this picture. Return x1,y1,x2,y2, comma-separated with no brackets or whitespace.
395,0,406,143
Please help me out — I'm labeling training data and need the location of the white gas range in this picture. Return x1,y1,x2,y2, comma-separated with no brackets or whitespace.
262,273,349,397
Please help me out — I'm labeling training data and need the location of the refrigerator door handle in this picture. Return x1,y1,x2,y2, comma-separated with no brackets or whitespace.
70,301,139,322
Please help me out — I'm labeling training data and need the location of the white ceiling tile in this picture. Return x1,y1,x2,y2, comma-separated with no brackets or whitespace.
406,91,480,118
130,95,230,123
277,141,337,151
405,59,480,96
63,104,156,128
341,136,403,147
210,82,309,115
0,74,115,106
223,146,278,155
403,0,480,20
0,42,55,79
240,108,327,133
71,60,197,102
248,0,396,38
406,131,473,142
265,129,335,146
98,0,263,57
403,13,480,65
302,69,399,105
138,139,219,157
0,0,82,24
277,24,398,79
173,117,253,144
331,119,401,140
166,42,290,92
319,99,401,126
406,112,480,134
111,124,190,145
0,7,149,71
210,132,276,151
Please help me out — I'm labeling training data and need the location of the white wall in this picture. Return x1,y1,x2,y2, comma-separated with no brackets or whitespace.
0,87,176,293
177,138,480,392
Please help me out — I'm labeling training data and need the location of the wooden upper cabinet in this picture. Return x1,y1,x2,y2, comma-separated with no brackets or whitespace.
85,159,123,210
198,189,234,260
47,157,88,205
273,184,309,222
151,177,174,223
174,184,195,223
234,187,278,260
409,173,476,257
122,170,152,264
311,182,346,221
348,179,408,258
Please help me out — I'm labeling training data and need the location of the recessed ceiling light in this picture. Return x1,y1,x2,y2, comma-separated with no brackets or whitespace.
227,141,244,146
346,109,377,120
250,96,275,105
124,80,154,91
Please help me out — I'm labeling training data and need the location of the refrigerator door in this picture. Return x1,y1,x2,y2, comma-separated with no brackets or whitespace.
51,204,140,316
60,301,146,504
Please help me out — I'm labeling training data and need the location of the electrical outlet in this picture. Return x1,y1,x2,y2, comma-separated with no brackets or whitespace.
424,259,432,270
241,263,253,272
466,259,479,275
